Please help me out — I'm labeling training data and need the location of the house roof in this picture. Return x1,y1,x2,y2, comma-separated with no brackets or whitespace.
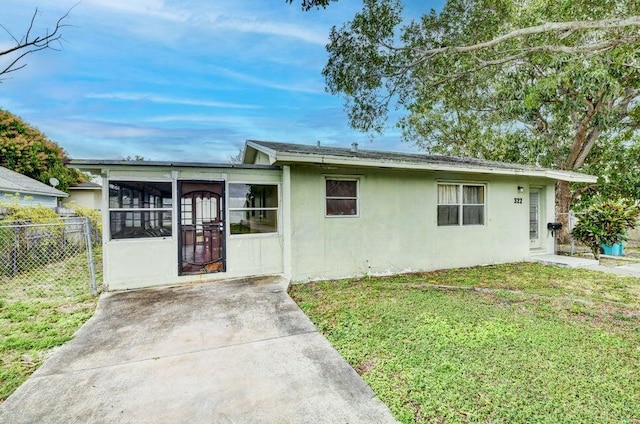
244,140,597,183
69,181,102,190
0,166,68,198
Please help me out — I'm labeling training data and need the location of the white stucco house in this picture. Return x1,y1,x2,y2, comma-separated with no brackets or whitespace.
0,166,68,208
73,140,596,291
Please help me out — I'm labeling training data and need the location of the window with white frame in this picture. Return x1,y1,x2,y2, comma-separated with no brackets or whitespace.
108,181,173,239
326,178,358,216
437,183,485,226
228,184,279,234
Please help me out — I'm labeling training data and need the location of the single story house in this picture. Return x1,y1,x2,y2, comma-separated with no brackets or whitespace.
0,166,68,208
73,140,596,291
65,181,102,210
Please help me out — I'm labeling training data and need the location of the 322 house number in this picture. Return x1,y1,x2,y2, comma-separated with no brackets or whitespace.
514,198,523,204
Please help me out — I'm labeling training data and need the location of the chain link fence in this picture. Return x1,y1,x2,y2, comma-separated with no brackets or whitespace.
0,217,99,295
555,211,586,255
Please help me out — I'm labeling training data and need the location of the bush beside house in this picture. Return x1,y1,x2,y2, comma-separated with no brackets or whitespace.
571,200,640,259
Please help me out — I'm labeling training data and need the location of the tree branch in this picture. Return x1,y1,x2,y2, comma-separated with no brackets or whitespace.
417,16,640,56
566,97,604,168
0,5,76,80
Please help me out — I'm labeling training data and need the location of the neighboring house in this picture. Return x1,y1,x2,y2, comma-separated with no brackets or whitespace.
66,181,102,210
0,166,68,208
73,140,596,291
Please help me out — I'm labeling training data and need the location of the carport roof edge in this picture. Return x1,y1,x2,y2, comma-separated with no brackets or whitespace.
70,159,280,173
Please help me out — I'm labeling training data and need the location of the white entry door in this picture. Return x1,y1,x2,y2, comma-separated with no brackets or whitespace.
529,188,541,249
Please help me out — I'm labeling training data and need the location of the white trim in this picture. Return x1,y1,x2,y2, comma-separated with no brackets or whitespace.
282,166,292,279
227,181,281,237
324,177,360,218
437,182,487,227
106,179,174,242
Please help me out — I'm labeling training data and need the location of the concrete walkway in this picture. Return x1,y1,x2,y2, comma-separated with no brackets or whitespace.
0,277,397,424
527,254,640,278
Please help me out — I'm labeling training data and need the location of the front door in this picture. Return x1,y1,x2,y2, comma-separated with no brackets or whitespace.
178,182,225,275
529,188,541,249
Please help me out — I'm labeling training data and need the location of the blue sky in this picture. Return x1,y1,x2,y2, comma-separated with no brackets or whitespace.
1,1,443,162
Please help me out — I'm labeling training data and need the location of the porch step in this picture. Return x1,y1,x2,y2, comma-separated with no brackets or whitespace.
525,254,599,268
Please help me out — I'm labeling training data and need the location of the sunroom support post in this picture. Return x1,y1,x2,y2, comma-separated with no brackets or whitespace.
282,165,292,280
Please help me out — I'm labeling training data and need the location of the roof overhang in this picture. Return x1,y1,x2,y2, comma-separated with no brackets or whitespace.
0,187,68,198
244,141,597,184
70,159,280,175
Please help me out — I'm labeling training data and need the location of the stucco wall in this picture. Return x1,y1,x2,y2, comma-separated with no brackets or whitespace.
66,189,102,210
287,166,556,282
102,166,284,290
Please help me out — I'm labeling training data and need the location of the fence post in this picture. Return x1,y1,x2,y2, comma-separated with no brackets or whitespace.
569,211,575,256
12,225,19,276
84,217,97,295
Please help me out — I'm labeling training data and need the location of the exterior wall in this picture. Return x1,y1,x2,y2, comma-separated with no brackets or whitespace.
102,167,283,290
287,166,556,282
66,189,102,210
0,190,58,208
254,151,272,165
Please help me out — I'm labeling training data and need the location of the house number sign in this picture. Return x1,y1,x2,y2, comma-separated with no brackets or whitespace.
514,198,523,204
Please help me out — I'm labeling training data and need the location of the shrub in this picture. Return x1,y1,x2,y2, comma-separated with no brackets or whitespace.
571,200,640,259
64,202,102,244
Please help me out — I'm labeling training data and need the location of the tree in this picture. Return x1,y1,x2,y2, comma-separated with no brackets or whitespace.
286,0,337,11
578,135,640,206
322,0,640,236
0,6,74,80
0,109,83,191
229,148,244,164
122,155,146,161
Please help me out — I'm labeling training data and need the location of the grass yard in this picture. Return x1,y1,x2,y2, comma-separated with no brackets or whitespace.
0,248,101,402
290,263,640,423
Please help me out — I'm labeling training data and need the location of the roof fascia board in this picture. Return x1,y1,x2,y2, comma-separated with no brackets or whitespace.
273,152,597,183
0,187,68,197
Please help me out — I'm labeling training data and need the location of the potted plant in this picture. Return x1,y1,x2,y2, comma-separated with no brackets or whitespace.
571,200,640,259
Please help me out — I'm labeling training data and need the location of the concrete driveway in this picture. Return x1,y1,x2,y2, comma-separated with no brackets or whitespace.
0,277,397,423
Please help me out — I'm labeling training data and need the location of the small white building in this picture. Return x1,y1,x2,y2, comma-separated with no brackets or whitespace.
0,166,68,208
66,181,102,210
73,141,596,291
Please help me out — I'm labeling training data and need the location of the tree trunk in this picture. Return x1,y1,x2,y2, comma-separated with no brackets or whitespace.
555,180,572,244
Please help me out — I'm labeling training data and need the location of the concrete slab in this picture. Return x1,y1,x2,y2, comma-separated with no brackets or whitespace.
526,254,599,268
582,263,640,278
527,254,640,278
0,277,397,424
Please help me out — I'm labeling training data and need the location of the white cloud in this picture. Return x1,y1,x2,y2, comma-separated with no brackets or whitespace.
210,67,324,95
85,92,260,109
213,18,327,46
82,0,189,23
145,114,254,124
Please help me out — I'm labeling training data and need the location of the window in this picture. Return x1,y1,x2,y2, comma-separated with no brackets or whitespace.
437,183,485,226
228,184,278,234
326,179,358,216
109,181,173,239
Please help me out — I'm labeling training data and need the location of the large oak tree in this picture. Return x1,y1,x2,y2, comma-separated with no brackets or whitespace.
321,0,640,233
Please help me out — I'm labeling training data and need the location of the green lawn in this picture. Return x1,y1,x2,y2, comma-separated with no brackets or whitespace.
290,263,640,423
0,249,101,402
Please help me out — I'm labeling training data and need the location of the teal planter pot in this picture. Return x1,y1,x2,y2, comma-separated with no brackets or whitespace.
601,243,624,256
